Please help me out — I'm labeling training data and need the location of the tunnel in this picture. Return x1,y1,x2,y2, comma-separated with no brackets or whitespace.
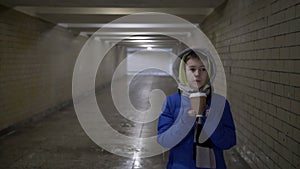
0,0,299,169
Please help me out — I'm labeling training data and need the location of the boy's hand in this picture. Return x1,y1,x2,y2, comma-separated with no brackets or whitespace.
188,109,197,117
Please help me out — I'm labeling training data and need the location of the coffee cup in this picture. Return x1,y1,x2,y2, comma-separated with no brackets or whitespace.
189,92,207,116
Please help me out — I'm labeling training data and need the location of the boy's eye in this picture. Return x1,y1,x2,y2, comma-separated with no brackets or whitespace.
190,68,196,72
189,68,206,72
200,68,207,72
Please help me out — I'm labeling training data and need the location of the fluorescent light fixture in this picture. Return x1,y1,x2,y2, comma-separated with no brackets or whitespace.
15,7,213,15
81,31,191,37
58,23,199,28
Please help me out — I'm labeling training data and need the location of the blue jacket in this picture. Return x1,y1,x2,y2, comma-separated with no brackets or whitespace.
157,93,236,169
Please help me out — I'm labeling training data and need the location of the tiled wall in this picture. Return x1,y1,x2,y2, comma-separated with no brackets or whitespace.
0,6,88,132
0,5,128,134
201,0,300,168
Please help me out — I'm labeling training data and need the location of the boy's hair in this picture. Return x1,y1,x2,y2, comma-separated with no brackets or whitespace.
182,50,209,65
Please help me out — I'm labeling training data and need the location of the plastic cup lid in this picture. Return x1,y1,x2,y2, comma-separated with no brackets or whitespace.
189,92,207,98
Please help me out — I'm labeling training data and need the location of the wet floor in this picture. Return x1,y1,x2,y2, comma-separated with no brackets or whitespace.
0,75,251,169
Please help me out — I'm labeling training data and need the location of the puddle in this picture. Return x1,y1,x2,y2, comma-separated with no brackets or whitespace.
120,122,136,128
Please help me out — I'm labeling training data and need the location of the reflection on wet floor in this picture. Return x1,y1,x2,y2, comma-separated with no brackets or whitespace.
0,75,250,169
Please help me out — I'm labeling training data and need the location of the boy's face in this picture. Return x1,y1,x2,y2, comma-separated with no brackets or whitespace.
185,57,209,90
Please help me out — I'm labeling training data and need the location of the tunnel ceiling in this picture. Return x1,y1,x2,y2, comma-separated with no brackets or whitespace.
0,0,225,48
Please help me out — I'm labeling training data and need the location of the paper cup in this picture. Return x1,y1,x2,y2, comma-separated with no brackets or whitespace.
189,92,207,115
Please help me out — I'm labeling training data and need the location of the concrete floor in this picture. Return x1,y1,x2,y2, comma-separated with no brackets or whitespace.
0,75,251,169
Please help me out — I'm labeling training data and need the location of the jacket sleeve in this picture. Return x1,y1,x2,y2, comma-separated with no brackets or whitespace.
209,100,236,150
157,96,196,148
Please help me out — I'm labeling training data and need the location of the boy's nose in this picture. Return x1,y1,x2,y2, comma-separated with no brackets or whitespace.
194,70,200,76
